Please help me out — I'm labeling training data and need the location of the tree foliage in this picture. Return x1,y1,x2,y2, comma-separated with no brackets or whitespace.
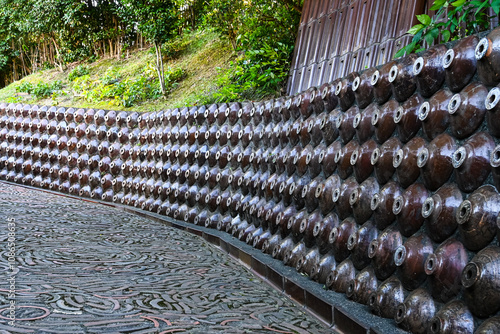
396,0,500,58
0,0,303,101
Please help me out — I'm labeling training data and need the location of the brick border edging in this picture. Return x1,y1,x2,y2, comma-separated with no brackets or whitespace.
1,180,408,334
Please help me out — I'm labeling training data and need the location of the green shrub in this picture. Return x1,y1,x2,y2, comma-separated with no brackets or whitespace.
68,65,90,81
16,80,63,98
71,63,185,107
211,41,292,102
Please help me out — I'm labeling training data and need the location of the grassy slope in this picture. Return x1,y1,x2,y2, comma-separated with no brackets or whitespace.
0,30,234,112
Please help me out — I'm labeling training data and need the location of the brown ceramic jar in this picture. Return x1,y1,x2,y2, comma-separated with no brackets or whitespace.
393,183,429,237
369,276,405,319
353,103,375,145
428,300,474,334
368,226,403,280
462,246,500,317
394,233,433,290
335,139,358,179
352,68,376,108
448,82,488,139
336,106,358,144
393,136,426,188
370,181,402,230
395,288,436,334
388,54,418,102
372,137,401,185
452,132,494,193
475,27,500,86
422,183,462,243
457,185,500,251
413,45,447,98
442,35,478,92
425,238,468,302
371,61,395,105
350,177,378,225
326,258,355,293
310,253,337,284
346,266,378,305
418,133,456,191
347,221,378,270
394,93,423,143
351,139,376,183
329,217,356,262
332,177,358,220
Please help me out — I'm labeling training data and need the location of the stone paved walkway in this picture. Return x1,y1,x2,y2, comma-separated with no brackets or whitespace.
0,183,330,333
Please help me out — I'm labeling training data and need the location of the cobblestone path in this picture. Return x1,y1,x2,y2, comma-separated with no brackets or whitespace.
0,183,330,333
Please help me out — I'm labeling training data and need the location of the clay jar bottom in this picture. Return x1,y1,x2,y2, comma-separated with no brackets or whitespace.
369,276,405,319
372,137,401,185
422,183,462,243
368,226,403,280
457,185,500,251
452,132,494,193
329,217,356,262
462,246,500,318
394,233,433,291
419,89,453,141
388,53,418,102
350,177,378,225
393,183,429,237
350,139,376,183
335,139,358,179
352,68,376,109
424,238,468,303
475,27,500,86
393,136,426,188
395,288,436,334
336,106,358,144
447,82,488,139
335,73,356,111
394,93,423,143
347,221,378,270
417,133,456,191
428,300,474,334
443,35,478,92
413,44,447,98
346,266,378,305
353,103,376,144
371,61,395,105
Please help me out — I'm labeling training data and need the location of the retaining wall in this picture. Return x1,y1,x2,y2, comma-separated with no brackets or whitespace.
2,28,500,333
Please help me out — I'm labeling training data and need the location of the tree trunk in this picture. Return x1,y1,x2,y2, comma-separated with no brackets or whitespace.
51,37,64,72
154,42,166,95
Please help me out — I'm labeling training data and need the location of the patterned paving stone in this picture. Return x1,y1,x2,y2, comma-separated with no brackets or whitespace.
0,183,331,333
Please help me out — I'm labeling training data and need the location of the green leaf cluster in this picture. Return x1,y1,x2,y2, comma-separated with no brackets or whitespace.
72,64,185,107
67,65,90,82
395,0,500,58
16,80,63,98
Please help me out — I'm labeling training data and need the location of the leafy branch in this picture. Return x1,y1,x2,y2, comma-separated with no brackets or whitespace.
395,0,500,58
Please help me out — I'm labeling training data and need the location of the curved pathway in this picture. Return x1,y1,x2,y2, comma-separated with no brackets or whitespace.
0,183,330,333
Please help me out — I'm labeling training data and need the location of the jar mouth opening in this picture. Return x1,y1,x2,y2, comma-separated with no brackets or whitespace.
442,49,455,68
413,57,424,75
475,37,491,60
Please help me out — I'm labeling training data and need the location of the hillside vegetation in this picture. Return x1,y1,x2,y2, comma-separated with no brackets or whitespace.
0,30,235,111
0,0,303,110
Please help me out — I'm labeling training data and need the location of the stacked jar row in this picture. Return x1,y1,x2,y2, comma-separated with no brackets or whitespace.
4,26,500,334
